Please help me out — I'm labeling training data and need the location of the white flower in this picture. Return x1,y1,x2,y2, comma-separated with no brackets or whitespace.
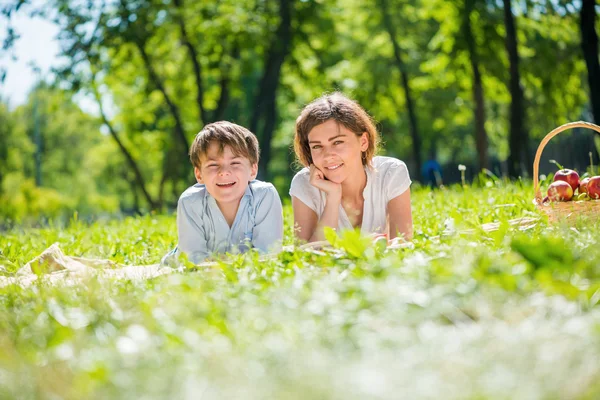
458,164,466,171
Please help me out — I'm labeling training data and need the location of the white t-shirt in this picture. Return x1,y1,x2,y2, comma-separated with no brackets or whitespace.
289,156,412,235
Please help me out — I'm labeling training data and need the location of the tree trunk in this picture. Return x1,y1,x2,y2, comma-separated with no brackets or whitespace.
378,0,422,170
463,0,488,171
580,0,600,127
91,81,157,209
33,90,43,187
172,0,208,126
250,0,293,180
503,0,529,178
213,42,240,122
135,40,189,154
118,0,188,154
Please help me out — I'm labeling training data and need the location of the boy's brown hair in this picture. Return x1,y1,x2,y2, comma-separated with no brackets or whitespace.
189,121,260,169
294,92,380,167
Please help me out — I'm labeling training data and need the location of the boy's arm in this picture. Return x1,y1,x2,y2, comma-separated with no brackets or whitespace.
177,198,211,263
251,185,284,253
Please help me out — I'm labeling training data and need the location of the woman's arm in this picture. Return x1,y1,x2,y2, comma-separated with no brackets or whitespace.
292,195,340,242
387,188,413,241
291,165,342,243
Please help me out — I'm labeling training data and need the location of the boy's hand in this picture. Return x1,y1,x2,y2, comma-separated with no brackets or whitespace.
309,164,342,202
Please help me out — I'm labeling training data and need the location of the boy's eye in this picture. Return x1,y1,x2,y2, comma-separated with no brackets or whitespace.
231,161,241,165
207,164,218,168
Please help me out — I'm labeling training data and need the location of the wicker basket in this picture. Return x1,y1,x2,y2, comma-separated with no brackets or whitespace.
533,121,600,223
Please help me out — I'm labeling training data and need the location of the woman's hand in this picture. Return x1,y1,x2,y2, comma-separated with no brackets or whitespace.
309,164,342,202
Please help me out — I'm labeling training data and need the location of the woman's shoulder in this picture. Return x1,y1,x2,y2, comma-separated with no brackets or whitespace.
370,156,412,199
292,166,310,178
371,156,409,174
290,167,312,189
289,167,321,209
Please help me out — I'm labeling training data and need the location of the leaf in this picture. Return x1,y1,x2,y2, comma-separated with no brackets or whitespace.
323,226,339,247
549,159,565,171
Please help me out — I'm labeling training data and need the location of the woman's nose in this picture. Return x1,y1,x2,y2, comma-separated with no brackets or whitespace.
323,146,336,159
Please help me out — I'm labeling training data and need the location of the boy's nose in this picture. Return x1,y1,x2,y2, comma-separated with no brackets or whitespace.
218,165,232,175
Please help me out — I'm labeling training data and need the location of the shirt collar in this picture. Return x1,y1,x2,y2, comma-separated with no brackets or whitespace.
243,181,255,198
362,165,372,195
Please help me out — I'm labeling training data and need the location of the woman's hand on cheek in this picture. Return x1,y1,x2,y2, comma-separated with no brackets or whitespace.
309,164,342,202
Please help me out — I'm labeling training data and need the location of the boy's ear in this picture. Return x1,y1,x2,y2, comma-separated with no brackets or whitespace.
359,132,369,152
250,163,258,181
194,167,204,184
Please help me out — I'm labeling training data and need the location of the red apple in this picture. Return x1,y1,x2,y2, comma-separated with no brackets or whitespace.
547,181,573,201
553,169,580,192
586,176,600,199
579,177,590,194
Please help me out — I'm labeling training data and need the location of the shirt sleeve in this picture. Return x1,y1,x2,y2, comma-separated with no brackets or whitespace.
177,196,210,264
289,169,319,213
385,159,412,201
251,185,283,253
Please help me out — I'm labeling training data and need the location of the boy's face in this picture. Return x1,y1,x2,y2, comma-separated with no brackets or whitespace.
195,142,258,207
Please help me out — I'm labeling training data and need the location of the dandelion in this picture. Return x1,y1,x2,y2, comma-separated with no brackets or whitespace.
458,164,467,186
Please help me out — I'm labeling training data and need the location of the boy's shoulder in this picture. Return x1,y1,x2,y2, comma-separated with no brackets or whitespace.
248,179,278,197
178,183,209,205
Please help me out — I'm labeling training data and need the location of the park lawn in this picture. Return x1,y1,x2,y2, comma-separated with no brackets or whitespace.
2,180,600,399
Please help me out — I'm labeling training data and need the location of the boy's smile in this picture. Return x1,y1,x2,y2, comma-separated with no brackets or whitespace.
216,181,236,188
195,142,258,221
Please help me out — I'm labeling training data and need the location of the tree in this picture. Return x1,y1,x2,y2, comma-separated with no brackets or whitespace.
580,0,600,126
462,0,488,171
503,0,529,178
0,100,14,193
377,0,422,170
250,0,294,180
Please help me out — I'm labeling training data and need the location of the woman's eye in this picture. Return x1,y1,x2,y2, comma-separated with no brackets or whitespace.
311,145,322,150
333,140,343,145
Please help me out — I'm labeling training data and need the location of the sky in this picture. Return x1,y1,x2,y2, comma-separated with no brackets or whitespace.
0,10,62,108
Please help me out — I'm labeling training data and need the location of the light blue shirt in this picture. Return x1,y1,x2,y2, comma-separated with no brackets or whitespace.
162,180,283,265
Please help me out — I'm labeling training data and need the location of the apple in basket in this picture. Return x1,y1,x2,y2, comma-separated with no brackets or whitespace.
579,177,590,194
553,169,579,192
586,176,600,199
547,180,573,202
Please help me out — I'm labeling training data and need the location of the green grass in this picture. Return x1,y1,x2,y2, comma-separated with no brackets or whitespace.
2,180,600,399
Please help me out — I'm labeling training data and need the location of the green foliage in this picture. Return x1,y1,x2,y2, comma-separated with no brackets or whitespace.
2,183,600,398
0,89,121,224
1,0,595,219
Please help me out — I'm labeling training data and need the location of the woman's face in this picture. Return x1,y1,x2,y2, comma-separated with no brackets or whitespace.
307,119,368,184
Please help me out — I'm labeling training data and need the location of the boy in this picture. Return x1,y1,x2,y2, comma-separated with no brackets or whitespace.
163,121,283,265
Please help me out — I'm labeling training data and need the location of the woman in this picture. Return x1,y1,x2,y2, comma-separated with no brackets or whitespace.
289,92,413,243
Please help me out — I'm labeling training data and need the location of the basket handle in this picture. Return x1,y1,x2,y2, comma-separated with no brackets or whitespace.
533,121,600,202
